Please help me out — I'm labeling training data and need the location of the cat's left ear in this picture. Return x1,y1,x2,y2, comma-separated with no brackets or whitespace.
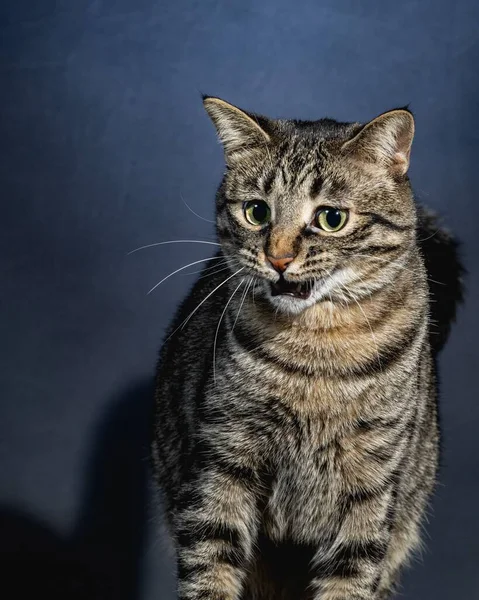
341,109,415,177
203,96,271,161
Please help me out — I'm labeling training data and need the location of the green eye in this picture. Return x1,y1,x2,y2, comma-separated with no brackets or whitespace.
315,207,348,232
244,201,271,227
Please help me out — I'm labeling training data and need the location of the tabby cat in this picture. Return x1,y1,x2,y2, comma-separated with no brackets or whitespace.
152,97,463,600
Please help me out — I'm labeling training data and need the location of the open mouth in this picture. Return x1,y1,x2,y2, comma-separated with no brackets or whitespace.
270,277,314,300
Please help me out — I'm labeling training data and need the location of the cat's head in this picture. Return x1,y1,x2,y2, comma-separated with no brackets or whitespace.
204,97,417,315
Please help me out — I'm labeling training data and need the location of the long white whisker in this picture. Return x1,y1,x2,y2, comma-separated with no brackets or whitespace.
147,256,224,295
196,263,236,280
232,277,254,331
213,279,245,384
252,279,258,306
127,239,221,255
180,193,215,224
180,259,232,279
167,267,244,340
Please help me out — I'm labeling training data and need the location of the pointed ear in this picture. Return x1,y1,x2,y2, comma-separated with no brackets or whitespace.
203,96,271,159
341,109,415,177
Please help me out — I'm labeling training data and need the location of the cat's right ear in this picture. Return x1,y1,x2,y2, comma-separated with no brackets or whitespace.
203,96,271,162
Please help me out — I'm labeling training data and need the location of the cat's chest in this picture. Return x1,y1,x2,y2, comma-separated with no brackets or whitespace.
261,423,343,543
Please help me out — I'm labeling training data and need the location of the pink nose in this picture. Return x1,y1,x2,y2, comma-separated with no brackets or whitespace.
267,254,294,273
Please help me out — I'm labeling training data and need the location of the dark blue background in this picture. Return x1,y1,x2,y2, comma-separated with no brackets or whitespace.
1,1,478,598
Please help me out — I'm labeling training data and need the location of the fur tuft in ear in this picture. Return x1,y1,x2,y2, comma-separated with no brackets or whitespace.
203,97,271,158
342,109,415,177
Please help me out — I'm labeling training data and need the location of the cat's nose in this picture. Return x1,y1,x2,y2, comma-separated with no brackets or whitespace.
267,254,295,273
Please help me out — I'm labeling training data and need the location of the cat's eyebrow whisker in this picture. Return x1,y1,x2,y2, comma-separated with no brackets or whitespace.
147,256,225,295
180,193,216,224
213,278,245,384
127,239,221,255
164,267,245,342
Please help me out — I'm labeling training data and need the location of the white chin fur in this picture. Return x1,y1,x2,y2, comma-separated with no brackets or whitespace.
263,267,357,315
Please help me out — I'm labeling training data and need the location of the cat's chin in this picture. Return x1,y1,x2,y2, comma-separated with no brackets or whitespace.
267,293,319,315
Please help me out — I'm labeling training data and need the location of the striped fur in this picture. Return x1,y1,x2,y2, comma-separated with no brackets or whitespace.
152,99,463,599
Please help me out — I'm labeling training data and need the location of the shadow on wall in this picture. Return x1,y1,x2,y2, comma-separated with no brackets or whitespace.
0,379,158,599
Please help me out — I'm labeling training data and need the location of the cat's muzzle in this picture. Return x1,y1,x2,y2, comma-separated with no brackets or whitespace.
270,277,313,300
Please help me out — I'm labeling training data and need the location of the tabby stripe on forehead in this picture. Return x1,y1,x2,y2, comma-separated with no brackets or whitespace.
309,175,324,198
288,154,307,187
263,171,276,194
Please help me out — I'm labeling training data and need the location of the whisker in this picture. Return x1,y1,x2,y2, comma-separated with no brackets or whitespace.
180,259,232,279
417,228,440,243
147,256,224,295
163,267,245,342
195,263,234,280
180,193,215,224
213,278,245,384
232,277,254,331
127,239,221,255
252,279,259,306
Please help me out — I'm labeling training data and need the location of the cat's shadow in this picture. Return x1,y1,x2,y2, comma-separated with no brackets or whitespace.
0,378,167,599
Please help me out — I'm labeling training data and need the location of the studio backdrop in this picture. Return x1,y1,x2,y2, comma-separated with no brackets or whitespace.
1,1,478,599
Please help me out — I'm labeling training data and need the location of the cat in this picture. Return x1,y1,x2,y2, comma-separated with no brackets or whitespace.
152,97,464,600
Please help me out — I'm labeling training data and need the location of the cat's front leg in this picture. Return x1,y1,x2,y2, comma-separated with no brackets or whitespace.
308,485,394,600
174,459,259,600
309,535,389,600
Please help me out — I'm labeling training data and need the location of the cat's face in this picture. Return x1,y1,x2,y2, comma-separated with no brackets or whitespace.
205,98,417,315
